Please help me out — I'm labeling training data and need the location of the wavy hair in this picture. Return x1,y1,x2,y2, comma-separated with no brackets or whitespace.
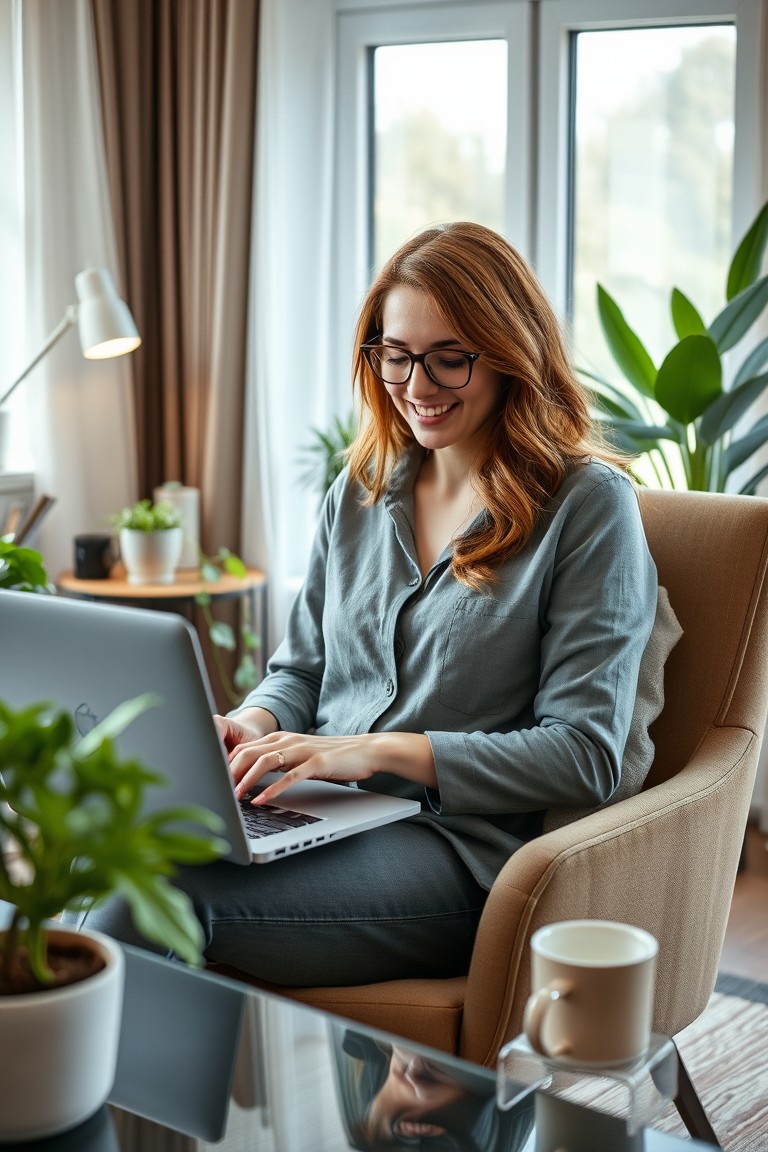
346,221,627,590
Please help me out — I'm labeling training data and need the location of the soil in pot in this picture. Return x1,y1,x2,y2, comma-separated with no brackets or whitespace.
0,939,105,996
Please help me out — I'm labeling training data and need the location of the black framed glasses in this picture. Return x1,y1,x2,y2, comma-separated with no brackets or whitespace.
361,343,480,390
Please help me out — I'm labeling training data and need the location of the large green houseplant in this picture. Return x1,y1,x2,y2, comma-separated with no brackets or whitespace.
585,201,768,492
0,692,227,1139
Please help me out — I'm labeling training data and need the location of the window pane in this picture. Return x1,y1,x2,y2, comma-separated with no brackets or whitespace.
571,25,736,379
372,40,507,270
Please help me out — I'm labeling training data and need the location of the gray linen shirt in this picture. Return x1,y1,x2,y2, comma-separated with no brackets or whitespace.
237,449,657,889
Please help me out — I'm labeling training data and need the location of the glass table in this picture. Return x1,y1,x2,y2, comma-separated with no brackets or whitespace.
5,947,719,1152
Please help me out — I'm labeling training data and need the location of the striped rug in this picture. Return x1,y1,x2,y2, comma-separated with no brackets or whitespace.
652,975,768,1151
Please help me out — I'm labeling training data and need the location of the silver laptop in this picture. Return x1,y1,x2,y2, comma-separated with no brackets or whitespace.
0,590,421,863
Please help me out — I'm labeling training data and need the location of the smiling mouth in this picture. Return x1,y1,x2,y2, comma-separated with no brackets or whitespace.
410,401,456,418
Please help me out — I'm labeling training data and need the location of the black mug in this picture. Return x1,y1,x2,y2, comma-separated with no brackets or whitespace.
74,534,115,580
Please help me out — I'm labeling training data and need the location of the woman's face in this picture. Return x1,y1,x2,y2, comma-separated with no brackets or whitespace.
366,1045,476,1145
380,285,505,456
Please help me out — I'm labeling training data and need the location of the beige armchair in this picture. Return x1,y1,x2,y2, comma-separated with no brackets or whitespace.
213,489,768,1146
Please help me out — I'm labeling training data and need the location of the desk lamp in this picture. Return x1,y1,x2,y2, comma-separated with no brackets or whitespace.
0,268,141,468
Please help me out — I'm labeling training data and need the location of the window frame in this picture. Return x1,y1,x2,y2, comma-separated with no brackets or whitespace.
332,0,763,343
536,0,763,314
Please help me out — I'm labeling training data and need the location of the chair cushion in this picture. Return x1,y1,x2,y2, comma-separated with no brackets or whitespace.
207,963,467,1054
543,586,683,832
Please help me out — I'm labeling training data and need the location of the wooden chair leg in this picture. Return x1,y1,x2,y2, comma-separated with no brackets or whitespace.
672,1040,723,1148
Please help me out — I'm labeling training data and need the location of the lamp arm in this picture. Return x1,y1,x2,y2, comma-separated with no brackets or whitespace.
0,305,78,409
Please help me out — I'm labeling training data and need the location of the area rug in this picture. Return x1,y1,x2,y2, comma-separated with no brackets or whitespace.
651,975,768,1151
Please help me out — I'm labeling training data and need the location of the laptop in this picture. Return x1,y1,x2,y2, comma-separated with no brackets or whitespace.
0,590,421,863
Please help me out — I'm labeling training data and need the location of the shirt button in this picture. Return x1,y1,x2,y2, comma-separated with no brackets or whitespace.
385,678,395,697
409,576,419,586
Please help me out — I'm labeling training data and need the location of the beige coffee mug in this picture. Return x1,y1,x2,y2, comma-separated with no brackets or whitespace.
523,920,658,1066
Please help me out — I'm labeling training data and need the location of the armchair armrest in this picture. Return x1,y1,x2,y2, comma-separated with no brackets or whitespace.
460,725,758,1067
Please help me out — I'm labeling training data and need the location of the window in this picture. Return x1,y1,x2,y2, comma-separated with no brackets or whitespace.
570,23,736,378
334,0,761,388
333,2,530,397
371,39,507,270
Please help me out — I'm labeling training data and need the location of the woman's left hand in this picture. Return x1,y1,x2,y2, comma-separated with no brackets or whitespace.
228,730,437,805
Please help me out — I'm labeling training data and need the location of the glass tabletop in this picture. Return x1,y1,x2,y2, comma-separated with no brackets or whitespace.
5,946,717,1152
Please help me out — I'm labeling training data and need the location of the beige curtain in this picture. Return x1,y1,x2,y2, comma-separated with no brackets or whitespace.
90,0,259,558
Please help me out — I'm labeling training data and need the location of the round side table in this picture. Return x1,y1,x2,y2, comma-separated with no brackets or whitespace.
56,564,269,687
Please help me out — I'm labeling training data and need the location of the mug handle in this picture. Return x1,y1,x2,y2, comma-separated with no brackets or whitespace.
523,979,573,1057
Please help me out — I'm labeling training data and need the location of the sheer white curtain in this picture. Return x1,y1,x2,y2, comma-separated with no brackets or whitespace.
243,0,340,647
15,0,136,576
0,2,24,451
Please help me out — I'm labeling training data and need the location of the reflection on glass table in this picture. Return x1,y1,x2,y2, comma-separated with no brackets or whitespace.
3,945,719,1152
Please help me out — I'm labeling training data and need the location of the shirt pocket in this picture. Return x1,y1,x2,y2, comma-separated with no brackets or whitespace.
438,597,540,716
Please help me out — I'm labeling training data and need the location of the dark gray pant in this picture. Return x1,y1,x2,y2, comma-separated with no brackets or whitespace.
62,821,487,986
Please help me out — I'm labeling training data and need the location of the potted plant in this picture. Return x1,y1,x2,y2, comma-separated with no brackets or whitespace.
0,693,227,1141
298,411,357,502
583,200,768,492
0,538,50,592
110,498,184,585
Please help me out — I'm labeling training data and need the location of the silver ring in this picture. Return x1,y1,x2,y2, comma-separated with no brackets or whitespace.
276,751,286,770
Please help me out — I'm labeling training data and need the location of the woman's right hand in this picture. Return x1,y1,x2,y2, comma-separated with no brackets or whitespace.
214,707,279,761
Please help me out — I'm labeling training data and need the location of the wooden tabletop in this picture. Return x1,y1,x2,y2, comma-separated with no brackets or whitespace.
56,564,267,600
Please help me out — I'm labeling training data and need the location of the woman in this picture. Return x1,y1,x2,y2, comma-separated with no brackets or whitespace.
80,222,657,983
329,1023,535,1152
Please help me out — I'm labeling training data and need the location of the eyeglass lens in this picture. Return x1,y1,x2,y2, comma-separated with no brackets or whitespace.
366,346,474,389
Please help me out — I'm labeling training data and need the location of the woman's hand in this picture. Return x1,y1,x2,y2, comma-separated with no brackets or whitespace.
225,730,438,806
214,707,278,754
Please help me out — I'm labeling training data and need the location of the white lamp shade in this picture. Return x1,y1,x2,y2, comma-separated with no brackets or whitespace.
75,268,141,360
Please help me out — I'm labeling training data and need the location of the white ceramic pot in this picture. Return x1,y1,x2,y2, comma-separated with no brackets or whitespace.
119,526,183,585
0,926,125,1142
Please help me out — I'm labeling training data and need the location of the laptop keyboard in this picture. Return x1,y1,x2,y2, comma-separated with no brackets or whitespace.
238,799,323,840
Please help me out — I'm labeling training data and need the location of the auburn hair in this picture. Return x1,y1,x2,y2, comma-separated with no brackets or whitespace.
346,221,627,590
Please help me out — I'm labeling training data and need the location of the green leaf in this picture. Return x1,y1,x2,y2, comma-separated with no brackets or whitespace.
209,621,236,650
733,336,768,388
739,459,768,496
117,874,207,966
654,334,722,425
722,412,768,476
580,369,647,422
596,285,657,398
709,275,768,353
241,626,260,650
670,288,706,339
200,562,220,583
601,418,678,442
727,202,768,300
234,656,260,692
699,372,768,445
223,555,246,579
594,423,645,455
0,542,49,591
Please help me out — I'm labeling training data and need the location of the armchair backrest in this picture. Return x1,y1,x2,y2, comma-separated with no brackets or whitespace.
640,488,768,789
